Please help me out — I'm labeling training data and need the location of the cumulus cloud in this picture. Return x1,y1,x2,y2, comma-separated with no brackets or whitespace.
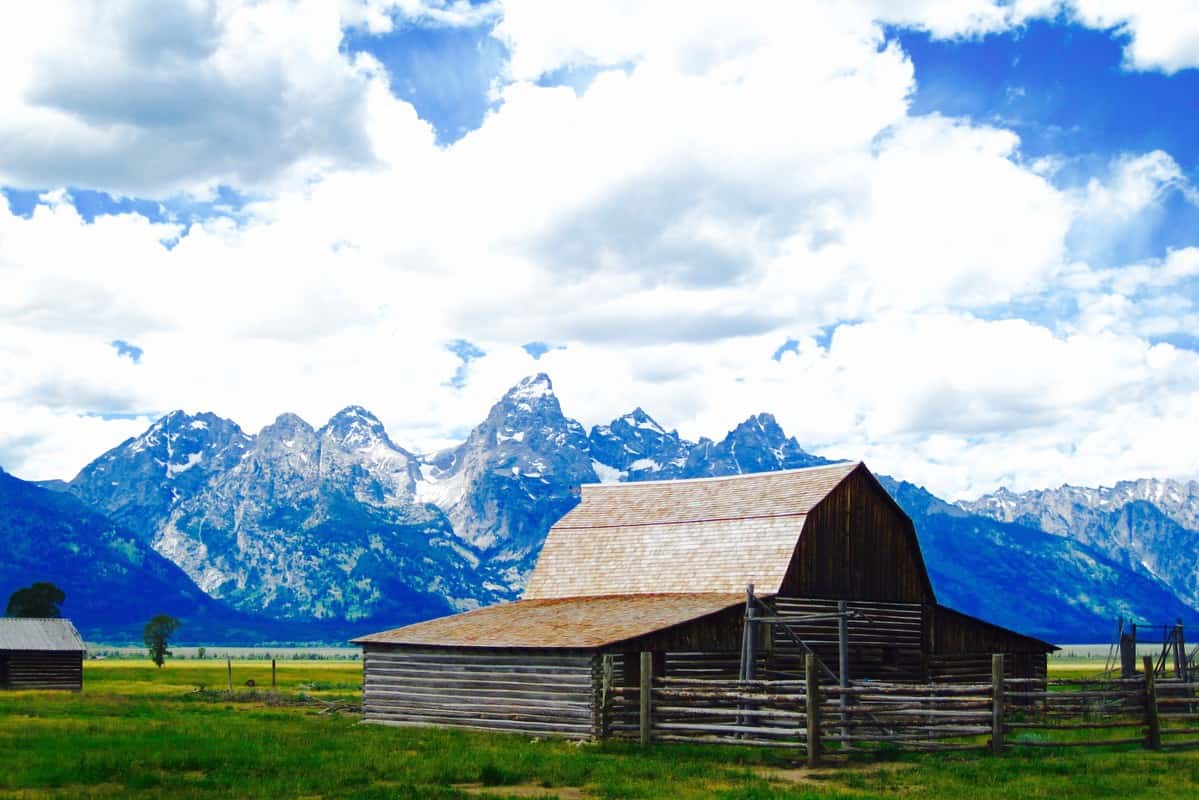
0,1,1197,502
0,0,422,196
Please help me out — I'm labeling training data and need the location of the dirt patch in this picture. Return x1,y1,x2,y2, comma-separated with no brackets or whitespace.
453,782,588,799
752,760,916,785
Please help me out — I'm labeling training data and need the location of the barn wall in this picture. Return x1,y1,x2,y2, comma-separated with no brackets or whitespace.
0,651,82,690
362,645,599,738
928,606,1051,683
781,467,933,603
599,604,745,655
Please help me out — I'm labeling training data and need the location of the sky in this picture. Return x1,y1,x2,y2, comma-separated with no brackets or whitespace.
1,0,1198,501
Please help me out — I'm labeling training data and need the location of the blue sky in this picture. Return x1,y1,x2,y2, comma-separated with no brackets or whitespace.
1,1,1197,499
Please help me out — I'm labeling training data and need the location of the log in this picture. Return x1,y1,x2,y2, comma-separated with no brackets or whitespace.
1006,737,1145,748
653,721,803,737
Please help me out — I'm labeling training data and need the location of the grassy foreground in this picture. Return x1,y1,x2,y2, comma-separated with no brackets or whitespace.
0,661,1197,799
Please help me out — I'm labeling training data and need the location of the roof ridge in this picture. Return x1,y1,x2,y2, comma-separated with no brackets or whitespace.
554,509,811,530
581,460,859,489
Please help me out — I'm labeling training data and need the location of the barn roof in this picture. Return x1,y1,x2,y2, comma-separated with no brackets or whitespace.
0,618,86,652
352,593,745,649
523,461,861,599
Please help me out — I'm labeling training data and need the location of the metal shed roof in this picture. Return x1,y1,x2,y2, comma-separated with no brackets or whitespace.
524,461,860,599
0,618,86,652
353,593,745,649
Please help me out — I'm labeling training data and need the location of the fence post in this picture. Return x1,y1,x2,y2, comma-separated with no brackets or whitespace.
227,657,233,695
1144,655,1161,750
805,653,821,768
600,654,613,740
991,653,1005,755
271,658,277,690
838,600,849,748
639,651,653,746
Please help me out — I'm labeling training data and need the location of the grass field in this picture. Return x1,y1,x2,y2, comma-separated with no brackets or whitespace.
1,660,1197,799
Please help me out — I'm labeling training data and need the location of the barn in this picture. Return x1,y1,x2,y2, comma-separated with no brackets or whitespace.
354,462,1054,737
0,618,86,691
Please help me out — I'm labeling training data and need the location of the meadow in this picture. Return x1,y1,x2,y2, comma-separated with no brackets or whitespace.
0,659,1196,799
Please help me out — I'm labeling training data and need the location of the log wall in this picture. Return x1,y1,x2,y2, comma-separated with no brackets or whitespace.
0,651,82,690
361,645,600,738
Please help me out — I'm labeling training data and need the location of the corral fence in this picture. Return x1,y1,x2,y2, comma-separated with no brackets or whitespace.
603,653,1199,764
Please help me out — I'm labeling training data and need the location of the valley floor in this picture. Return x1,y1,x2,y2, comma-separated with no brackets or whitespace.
0,661,1196,799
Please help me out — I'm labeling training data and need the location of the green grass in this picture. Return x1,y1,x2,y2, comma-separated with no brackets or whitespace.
0,661,1196,799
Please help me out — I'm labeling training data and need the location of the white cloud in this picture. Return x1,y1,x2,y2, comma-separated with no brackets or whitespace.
1066,0,1199,73
0,0,423,196
0,0,1197,503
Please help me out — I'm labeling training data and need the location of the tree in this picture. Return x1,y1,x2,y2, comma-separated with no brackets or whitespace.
5,582,65,617
143,615,181,668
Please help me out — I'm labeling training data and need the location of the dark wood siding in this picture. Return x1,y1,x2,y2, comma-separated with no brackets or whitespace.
929,605,1053,655
0,651,82,690
928,606,1052,684
362,645,599,738
781,466,934,603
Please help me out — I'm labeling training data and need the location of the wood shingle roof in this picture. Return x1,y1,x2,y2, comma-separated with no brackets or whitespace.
523,461,860,599
352,594,744,649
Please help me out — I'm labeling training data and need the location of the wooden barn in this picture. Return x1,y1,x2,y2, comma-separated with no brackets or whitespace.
0,618,86,691
354,462,1054,737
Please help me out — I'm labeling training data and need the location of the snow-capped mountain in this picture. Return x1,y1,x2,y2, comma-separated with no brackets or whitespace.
67,406,511,627
21,373,1198,642
588,407,691,482
415,375,596,583
679,413,830,478
961,480,1199,609
68,410,253,541
881,477,1196,641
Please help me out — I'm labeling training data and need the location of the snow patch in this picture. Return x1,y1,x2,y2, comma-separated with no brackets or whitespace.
629,457,660,472
591,459,627,484
167,451,204,476
189,419,208,430
414,463,467,508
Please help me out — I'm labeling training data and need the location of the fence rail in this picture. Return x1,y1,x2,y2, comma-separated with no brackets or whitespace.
603,652,1199,763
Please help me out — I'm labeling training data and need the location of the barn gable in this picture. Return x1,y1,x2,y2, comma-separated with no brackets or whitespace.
781,464,936,603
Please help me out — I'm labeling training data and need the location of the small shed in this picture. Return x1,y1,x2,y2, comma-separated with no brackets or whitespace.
355,462,1055,736
0,618,86,690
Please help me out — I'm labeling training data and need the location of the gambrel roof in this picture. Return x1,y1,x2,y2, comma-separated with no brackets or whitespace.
523,461,861,599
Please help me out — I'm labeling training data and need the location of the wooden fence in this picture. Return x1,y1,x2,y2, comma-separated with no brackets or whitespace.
604,653,1199,763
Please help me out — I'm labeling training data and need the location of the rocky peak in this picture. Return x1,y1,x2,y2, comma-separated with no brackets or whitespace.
589,406,689,480
415,375,595,562
473,374,588,456
320,406,392,448
67,410,251,540
683,412,830,478
317,406,419,504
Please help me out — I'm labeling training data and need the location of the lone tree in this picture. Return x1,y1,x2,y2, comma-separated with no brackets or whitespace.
5,582,65,617
144,615,181,668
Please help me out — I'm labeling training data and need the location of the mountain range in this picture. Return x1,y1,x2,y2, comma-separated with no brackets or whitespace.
4,373,1196,644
